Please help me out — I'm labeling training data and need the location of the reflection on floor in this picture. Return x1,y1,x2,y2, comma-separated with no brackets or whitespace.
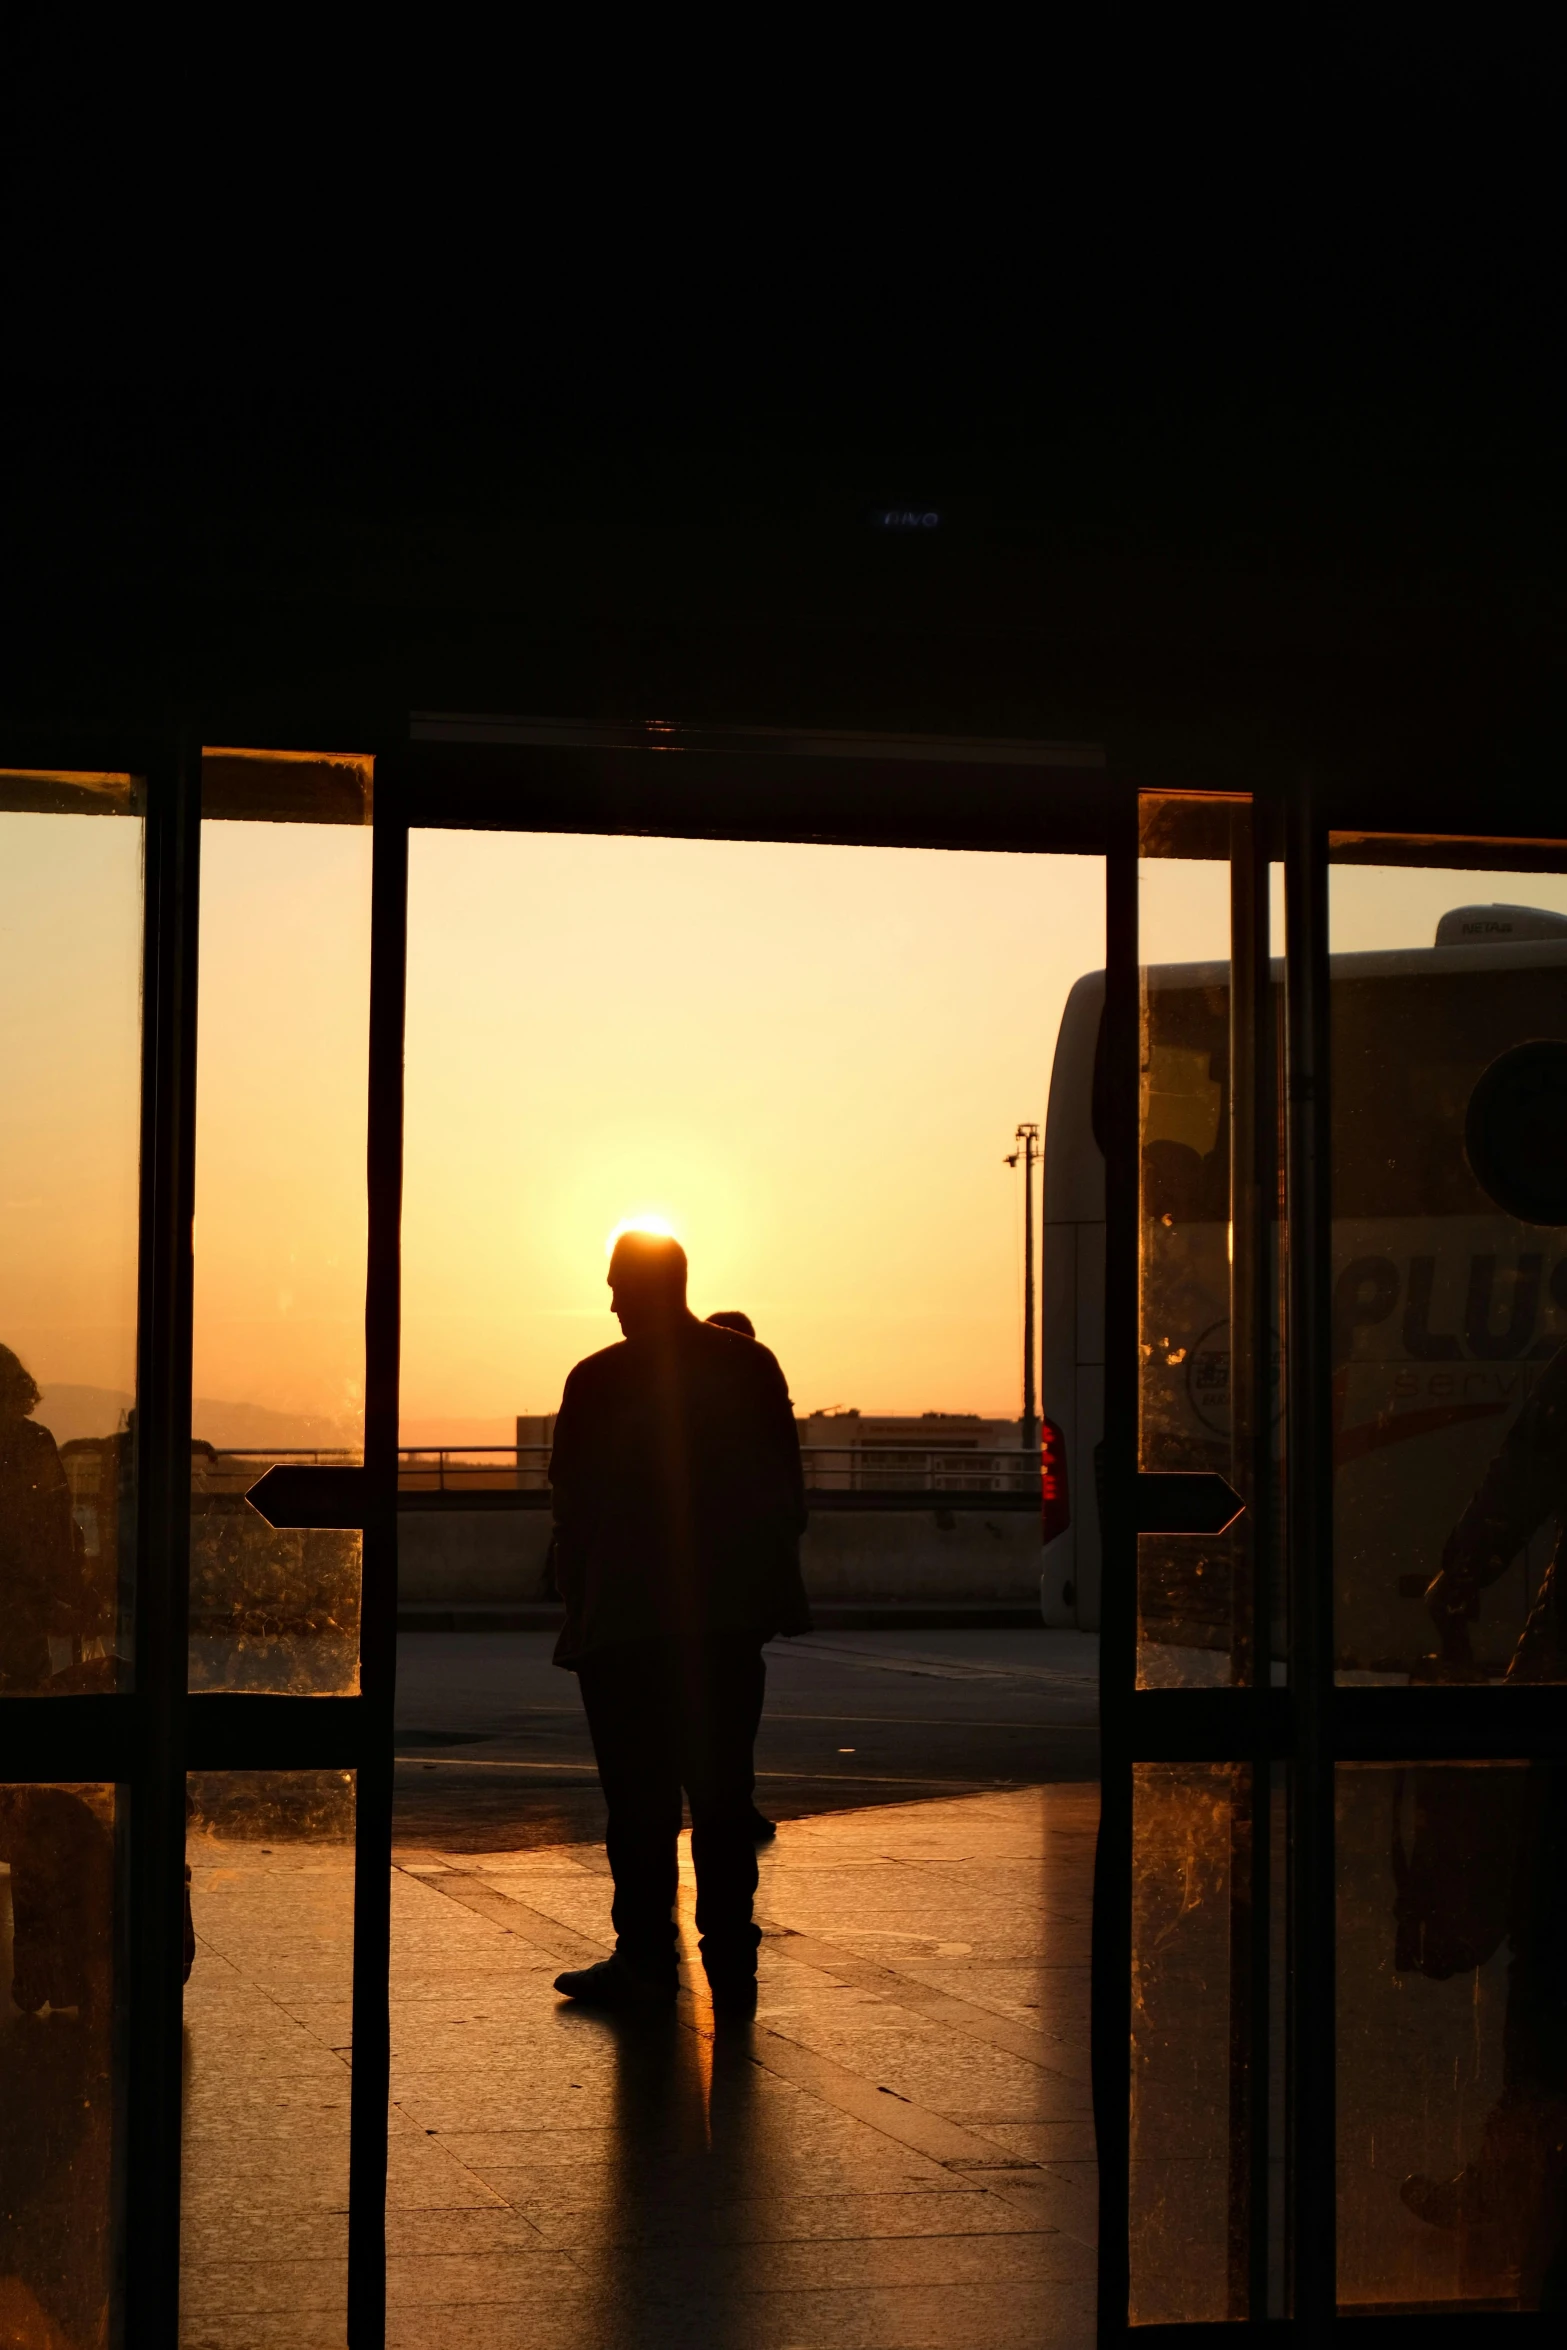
179,1787,1098,2348
180,1835,355,2348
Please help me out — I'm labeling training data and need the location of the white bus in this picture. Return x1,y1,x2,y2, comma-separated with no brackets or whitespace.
1039,903,1567,1678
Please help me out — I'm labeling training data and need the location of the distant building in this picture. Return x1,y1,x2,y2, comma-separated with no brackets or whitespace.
515,1414,557,1489
519,1407,1028,1492
795,1411,1027,1493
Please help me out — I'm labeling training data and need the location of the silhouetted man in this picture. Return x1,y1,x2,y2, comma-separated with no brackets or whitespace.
550,1234,810,2013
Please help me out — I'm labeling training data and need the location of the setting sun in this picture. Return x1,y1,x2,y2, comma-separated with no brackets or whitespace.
397,830,1110,1436
605,1213,680,1256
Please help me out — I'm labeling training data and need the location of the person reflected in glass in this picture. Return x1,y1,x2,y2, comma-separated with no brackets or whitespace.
1410,1345,1567,2306
0,1351,119,2336
0,1346,84,1692
0,1780,116,2344
1424,1343,1567,1684
549,1235,810,2015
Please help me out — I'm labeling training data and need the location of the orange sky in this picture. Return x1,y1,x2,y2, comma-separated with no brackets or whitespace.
0,811,143,1407
400,832,1105,1428
13,796,1567,1445
190,822,373,1440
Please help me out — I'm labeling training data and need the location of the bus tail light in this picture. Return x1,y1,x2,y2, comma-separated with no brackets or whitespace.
1041,1416,1070,1543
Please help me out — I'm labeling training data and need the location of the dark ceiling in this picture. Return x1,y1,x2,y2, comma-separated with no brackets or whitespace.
4,37,1561,818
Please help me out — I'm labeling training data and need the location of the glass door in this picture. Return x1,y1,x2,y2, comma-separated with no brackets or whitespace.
0,762,146,2347
177,747,404,2350
1098,795,1567,2339
1098,788,1286,2335
1327,828,1567,2318
0,738,408,2347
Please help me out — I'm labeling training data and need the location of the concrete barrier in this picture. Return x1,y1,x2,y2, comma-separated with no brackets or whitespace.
395,1506,1042,1607
801,1509,1041,1600
397,1510,553,1604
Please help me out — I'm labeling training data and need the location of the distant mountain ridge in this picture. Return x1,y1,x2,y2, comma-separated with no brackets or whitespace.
36,1385,359,1449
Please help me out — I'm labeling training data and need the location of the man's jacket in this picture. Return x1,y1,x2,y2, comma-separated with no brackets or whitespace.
548,1317,811,1663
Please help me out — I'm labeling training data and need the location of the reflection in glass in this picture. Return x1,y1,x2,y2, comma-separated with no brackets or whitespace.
1337,1761,1567,2310
0,771,143,1692
191,750,372,1694
1329,848,1567,1680
0,1782,121,2344
181,1771,356,2342
1137,798,1281,1688
0,1353,114,1693
1130,1762,1253,2323
189,1443,360,1695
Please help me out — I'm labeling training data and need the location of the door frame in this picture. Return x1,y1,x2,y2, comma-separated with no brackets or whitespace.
14,711,1566,2343
17,712,1567,2343
1095,781,1567,2345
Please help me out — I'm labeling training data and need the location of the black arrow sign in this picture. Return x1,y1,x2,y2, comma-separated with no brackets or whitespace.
1132,1472,1244,1537
245,1465,369,1531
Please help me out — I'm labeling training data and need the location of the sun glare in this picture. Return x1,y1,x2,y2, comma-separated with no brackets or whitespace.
605,1212,680,1256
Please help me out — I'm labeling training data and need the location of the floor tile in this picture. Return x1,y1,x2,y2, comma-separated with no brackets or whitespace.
182,1787,1098,2350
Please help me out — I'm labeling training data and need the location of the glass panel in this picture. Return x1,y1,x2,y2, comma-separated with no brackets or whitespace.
1329,838,1567,1681
191,751,372,1694
1130,1761,1254,2322
0,1780,123,2343
1137,795,1283,1687
1337,1760,1566,2312
181,1769,356,2344
0,770,142,1693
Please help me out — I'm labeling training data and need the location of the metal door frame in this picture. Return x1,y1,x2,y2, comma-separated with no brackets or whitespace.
1094,776,1567,2343
0,727,406,2342
0,729,204,2339
18,718,1565,2342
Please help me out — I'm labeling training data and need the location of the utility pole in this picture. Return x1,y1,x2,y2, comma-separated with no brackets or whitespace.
1005,1122,1041,1451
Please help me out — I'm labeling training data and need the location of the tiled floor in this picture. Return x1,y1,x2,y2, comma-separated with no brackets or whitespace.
180,1827,356,2348
181,1786,1098,2349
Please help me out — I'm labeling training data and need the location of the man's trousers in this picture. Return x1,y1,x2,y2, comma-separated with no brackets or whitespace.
575,1631,766,1989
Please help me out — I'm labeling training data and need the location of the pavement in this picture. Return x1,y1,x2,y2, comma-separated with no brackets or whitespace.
178,1631,1101,2348
393,1629,1099,1851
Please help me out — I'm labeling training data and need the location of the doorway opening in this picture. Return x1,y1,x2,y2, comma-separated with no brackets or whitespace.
383,827,1106,2344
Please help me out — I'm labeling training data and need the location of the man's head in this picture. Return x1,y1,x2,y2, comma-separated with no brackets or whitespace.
608,1232,690,1337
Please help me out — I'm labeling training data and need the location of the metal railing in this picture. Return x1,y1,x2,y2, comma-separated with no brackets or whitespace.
201,1442,1041,1497
801,1446,1038,1494
400,1445,541,1493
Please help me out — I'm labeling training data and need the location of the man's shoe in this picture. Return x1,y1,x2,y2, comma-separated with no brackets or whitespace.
553,1955,676,2011
749,1805,777,1842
